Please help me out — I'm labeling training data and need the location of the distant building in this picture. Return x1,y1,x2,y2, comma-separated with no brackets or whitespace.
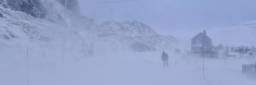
191,30,216,57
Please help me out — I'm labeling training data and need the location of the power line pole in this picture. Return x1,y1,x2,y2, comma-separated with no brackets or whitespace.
202,53,206,81
26,47,30,85
201,52,211,85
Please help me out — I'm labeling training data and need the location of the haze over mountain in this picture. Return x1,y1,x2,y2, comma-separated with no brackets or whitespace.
79,0,256,33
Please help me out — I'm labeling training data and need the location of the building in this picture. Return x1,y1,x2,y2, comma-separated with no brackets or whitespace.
191,30,216,57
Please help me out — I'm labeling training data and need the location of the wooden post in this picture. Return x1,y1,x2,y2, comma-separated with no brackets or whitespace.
26,47,30,85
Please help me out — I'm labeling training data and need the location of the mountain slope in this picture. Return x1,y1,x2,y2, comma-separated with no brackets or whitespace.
0,2,177,85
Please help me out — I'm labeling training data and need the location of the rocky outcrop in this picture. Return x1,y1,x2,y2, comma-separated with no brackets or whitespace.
4,0,46,17
0,0,80,18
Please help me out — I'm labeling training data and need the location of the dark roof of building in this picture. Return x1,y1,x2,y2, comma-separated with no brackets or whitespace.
191,30,213,47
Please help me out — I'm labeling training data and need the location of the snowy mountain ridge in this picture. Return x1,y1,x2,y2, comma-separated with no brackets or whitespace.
0,0,177,56
205,22,256,46
98,21,158,37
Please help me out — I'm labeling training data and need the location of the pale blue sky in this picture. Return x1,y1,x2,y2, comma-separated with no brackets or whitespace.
79,0,256,33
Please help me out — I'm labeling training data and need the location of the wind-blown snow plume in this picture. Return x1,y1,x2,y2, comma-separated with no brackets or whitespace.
57,0,80,14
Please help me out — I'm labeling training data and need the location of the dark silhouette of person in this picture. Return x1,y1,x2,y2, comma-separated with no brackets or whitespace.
161,51,169,67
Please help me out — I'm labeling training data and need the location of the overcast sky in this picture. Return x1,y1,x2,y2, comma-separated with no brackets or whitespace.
79,0,256,34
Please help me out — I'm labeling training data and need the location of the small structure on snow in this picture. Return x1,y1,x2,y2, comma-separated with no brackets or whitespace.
242,63,256,74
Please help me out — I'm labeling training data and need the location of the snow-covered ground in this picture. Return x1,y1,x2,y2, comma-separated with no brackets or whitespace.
1,44,256,85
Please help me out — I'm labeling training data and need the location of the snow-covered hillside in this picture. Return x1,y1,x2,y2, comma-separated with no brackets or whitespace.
207,22,256,46
0,0,178,85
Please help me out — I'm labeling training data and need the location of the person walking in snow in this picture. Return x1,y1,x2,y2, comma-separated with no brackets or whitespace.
161,51,169,67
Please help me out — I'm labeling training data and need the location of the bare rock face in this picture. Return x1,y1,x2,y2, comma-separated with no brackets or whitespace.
5,0,46,17
0,0,80,18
